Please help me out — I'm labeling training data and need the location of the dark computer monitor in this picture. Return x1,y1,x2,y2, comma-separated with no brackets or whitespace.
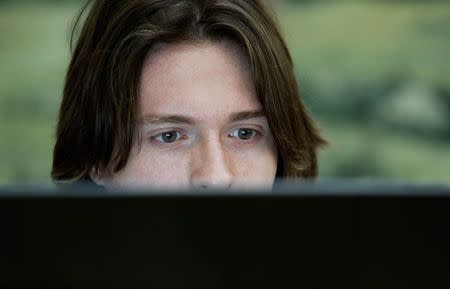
1,181,450,288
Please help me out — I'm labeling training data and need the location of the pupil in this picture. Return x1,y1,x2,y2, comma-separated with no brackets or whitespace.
162,132,177,143
238,129,252,140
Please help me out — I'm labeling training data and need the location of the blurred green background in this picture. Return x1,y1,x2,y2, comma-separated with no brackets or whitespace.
0,0,448,184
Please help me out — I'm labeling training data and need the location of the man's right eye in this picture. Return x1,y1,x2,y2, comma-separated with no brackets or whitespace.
152,131,183,143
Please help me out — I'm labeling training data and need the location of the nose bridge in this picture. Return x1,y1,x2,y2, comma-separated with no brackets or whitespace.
191,133,233,189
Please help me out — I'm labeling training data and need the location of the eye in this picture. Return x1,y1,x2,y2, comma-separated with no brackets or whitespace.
153,131,184,143
228,128,258,140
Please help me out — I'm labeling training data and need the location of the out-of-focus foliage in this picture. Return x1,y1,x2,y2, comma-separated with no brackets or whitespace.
0,0,448,184
275,1,450,183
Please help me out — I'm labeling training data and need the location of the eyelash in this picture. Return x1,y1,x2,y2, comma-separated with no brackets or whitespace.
151,131,186,145
227,128,260,142
150,128,262,146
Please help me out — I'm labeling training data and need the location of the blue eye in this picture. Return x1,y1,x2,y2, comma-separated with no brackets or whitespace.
229,128,258,140
153,131,183,143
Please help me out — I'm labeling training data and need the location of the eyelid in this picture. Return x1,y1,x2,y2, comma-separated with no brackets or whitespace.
229,124,266,135
229,128,256,135
227,127,263,143
146,126,189,135
152,131,183,143
230,119,267,126
148,128,191,146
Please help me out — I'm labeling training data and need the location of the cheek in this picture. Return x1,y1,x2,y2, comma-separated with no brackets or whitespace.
232,146,278,182
111,149,191,187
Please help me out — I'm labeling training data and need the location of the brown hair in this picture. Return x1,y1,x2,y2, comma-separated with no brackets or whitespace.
52,0,326,182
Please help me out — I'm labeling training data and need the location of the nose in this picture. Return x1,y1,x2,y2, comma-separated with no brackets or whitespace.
190,135,233,190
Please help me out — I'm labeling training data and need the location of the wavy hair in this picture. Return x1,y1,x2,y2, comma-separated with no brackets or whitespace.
52,0,326,181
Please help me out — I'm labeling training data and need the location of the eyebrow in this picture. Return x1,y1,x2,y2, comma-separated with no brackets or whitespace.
139,110,266,125
229,110,266,122
139,115,196,125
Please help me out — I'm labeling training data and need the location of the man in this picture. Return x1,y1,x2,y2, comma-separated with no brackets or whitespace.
52,0,326,189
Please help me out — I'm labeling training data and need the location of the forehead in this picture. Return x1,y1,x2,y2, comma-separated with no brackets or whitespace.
138,40,262,123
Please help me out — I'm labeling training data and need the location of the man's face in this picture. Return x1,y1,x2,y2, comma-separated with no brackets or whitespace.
104,41,278,189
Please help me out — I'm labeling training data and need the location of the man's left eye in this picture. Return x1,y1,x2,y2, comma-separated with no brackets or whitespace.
228,128,258,140
153,131,183,143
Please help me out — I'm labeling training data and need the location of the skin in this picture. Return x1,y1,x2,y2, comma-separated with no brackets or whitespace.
96,40,278,189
